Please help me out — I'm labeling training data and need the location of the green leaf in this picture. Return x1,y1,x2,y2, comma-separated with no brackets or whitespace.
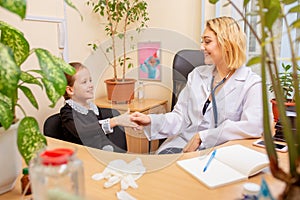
51,56,76,76
288,4,300,13
209,0,219,4
41,78,61,108
19,85,39,109
0,43,21,98
0,99,13,129
64,0,83,21
0,92,12,110
291,19,300,28
35,48,74,106
263,0,271,8
118,33,124,39
265,5,280,30
0,21,30,65
282,63,292,71
282,0,297,5
246,56,261,66
17,117,47,165
20,71,43,88
243,0,251,7
0,0,26,19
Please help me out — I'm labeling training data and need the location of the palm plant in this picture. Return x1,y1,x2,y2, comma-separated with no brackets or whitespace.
210,0,300,198
0,0,79,164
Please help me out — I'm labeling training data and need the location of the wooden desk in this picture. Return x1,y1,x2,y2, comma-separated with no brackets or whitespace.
1,137,287,200
95,97,168,154
94,97,168,114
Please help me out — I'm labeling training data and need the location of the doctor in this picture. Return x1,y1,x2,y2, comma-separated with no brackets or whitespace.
130,16,263,154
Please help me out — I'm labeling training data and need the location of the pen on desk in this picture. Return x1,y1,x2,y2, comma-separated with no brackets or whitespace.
203,149,217,172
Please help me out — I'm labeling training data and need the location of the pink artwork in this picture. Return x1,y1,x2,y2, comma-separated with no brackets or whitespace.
138,42,161,81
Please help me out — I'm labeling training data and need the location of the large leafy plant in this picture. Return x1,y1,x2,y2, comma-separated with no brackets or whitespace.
87,0,149,81
0,0,78,164
210,0,300,198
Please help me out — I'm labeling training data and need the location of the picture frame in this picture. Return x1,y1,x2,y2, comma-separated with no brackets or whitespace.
138,42,161,81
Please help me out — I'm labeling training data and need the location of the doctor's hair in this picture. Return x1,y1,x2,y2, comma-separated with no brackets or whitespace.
63,62,87,100
206,16,246,70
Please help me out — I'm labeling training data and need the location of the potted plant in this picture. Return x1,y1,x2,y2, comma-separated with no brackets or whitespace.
269,63,298,122
87,0,149,103
0,0,77,194
210,0,300,199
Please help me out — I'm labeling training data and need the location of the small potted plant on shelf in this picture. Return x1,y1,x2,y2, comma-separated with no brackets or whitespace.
210,0,300,199
87,0,149,103
269,63,298,122
0,0,78,194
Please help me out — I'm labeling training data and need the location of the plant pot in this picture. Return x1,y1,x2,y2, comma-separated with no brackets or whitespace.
270,99,295,122
0,122,22,194
105,78,136,104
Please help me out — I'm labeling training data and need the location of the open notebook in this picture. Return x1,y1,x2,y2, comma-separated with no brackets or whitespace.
177,144,269,189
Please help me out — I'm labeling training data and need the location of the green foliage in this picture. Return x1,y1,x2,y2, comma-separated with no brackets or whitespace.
87,0,149,81
0,0,26,19
211,0,300,193
269,63,299,101
17,117,47,165
0,1,79,164
64,0,83,21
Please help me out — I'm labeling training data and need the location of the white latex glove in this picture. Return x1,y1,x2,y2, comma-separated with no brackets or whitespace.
114,109,138,128
92,158,145,199
117,190,137,200
92,158,145,188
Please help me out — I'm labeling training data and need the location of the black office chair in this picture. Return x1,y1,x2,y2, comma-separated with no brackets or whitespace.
43,113,66,140
157,49,205,151
171,49,205,110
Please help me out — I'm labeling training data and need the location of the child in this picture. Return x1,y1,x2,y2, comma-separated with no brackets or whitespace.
60,62,137,152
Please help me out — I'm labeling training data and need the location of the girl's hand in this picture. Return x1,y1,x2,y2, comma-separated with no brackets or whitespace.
130,112,151,126
112,110,138,128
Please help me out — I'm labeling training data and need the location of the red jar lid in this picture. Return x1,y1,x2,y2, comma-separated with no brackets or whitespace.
40,148,74,166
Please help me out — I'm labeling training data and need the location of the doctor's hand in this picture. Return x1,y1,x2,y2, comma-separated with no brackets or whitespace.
183,133,201,153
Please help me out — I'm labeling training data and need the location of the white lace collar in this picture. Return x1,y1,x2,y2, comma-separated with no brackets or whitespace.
65,99,99,115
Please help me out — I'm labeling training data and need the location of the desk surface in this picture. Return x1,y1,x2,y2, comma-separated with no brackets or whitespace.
1,138,287,200
94,97,168,113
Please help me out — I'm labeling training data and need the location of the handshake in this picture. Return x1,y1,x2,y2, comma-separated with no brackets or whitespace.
112,109,151,129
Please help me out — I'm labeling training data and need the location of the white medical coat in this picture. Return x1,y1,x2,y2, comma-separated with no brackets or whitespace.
145,64,263,153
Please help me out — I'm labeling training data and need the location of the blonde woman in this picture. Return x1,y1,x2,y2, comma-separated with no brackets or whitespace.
131,16,263,154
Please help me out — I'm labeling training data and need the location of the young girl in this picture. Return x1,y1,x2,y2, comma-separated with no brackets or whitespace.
60,62,137,152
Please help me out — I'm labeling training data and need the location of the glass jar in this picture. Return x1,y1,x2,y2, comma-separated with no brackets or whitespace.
137,81,145,103
29,148,85,200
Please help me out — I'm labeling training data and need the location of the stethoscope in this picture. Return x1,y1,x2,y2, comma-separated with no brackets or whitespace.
210,71,232,128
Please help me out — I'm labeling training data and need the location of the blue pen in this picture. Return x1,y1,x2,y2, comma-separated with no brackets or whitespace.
203,149,217,172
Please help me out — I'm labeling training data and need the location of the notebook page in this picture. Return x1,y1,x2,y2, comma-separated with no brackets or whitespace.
177,154,247,189
215,144,269,177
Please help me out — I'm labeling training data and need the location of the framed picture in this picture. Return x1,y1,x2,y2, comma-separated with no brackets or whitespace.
138,42,161,81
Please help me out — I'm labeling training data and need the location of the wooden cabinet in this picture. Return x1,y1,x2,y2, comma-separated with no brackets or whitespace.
94,97,168,154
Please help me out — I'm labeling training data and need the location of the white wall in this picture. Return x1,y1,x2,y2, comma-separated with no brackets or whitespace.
0,0,203,129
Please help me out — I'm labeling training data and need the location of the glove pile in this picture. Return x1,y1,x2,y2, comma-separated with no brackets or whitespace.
92,158,146,200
